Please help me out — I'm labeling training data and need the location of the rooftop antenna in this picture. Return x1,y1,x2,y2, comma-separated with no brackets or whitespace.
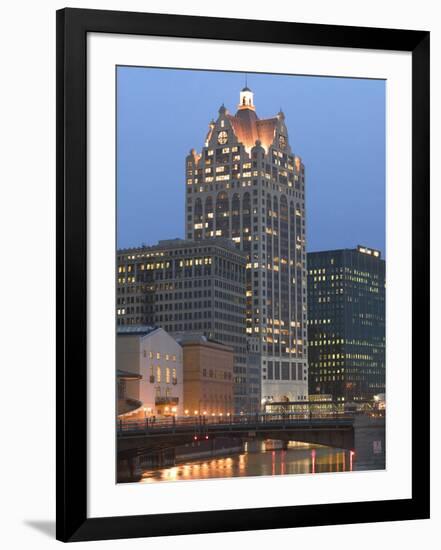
245,73,248,88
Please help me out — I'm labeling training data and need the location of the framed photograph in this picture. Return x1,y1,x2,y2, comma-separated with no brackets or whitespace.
56,8,430,542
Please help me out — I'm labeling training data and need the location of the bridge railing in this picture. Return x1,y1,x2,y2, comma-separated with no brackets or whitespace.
117,411,355,434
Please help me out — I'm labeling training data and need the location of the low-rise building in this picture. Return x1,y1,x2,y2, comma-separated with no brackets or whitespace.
117,369,142,417
178,333,234,416
117,326,183,417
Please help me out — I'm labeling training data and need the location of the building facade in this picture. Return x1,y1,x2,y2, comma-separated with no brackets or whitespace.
185,87,308,404
307,246,386,402
117,369,142,417
178,333,234,416
116,239,249,412
116,326,184,417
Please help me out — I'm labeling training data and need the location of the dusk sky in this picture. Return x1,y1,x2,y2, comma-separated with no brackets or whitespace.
117,67,385,256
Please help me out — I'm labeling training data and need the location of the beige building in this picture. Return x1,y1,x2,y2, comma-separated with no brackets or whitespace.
117,326,183,417
179,333,234,416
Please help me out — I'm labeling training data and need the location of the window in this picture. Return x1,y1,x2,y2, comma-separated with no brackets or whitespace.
267,361,273,379
157,366,161,383
166,367,170,384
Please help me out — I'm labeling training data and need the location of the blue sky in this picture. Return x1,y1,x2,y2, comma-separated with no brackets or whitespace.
117,67,385,256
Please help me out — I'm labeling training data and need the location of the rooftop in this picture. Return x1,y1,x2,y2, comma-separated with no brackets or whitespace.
117,369,142,380
118,237,246,258
227,109,280,153
307,246,383,260
117,325,159,337
174,332,234,351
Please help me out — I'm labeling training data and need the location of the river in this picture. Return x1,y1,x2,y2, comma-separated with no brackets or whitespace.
138,417,385,483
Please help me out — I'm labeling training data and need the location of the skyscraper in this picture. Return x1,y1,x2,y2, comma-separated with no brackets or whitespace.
185,87,308,403
307,246,385,402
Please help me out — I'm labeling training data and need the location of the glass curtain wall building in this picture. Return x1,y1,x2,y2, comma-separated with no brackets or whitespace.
307,246,385,403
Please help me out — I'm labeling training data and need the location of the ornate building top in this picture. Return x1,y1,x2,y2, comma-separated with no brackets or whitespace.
203,87,291,154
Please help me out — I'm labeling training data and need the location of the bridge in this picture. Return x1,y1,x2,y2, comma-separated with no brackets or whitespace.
117,413,355,455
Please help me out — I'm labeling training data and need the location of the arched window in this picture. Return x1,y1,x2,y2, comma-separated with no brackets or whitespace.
205,196,214,235
242,192,251,254
194,198,203,240
215,192,229,238
231,193,241,244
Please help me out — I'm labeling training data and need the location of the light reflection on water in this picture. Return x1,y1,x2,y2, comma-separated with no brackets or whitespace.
140,445,351,484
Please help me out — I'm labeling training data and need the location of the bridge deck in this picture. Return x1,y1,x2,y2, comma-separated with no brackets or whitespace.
118,417,354,438
117,415,355,453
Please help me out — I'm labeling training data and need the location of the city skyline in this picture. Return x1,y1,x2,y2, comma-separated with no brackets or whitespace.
117,67,386,256
116,68,386,483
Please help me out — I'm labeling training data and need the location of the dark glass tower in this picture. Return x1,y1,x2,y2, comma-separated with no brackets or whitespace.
307,246,385,403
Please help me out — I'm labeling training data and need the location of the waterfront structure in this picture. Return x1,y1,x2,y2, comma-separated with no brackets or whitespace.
178,333,234,416
307,245,385,402
117,369,142,417
116,238,249,411
116,326,184,417
185,86,308,404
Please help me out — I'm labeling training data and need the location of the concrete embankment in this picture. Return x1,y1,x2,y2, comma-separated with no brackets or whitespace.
353,415,386,470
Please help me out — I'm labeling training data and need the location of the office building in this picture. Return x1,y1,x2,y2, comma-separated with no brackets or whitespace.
307,245,385,402
185,86,308,404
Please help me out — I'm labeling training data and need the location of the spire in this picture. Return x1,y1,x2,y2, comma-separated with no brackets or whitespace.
238,85,255,111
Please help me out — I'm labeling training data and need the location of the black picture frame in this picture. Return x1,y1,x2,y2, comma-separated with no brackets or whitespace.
56,7,430,542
